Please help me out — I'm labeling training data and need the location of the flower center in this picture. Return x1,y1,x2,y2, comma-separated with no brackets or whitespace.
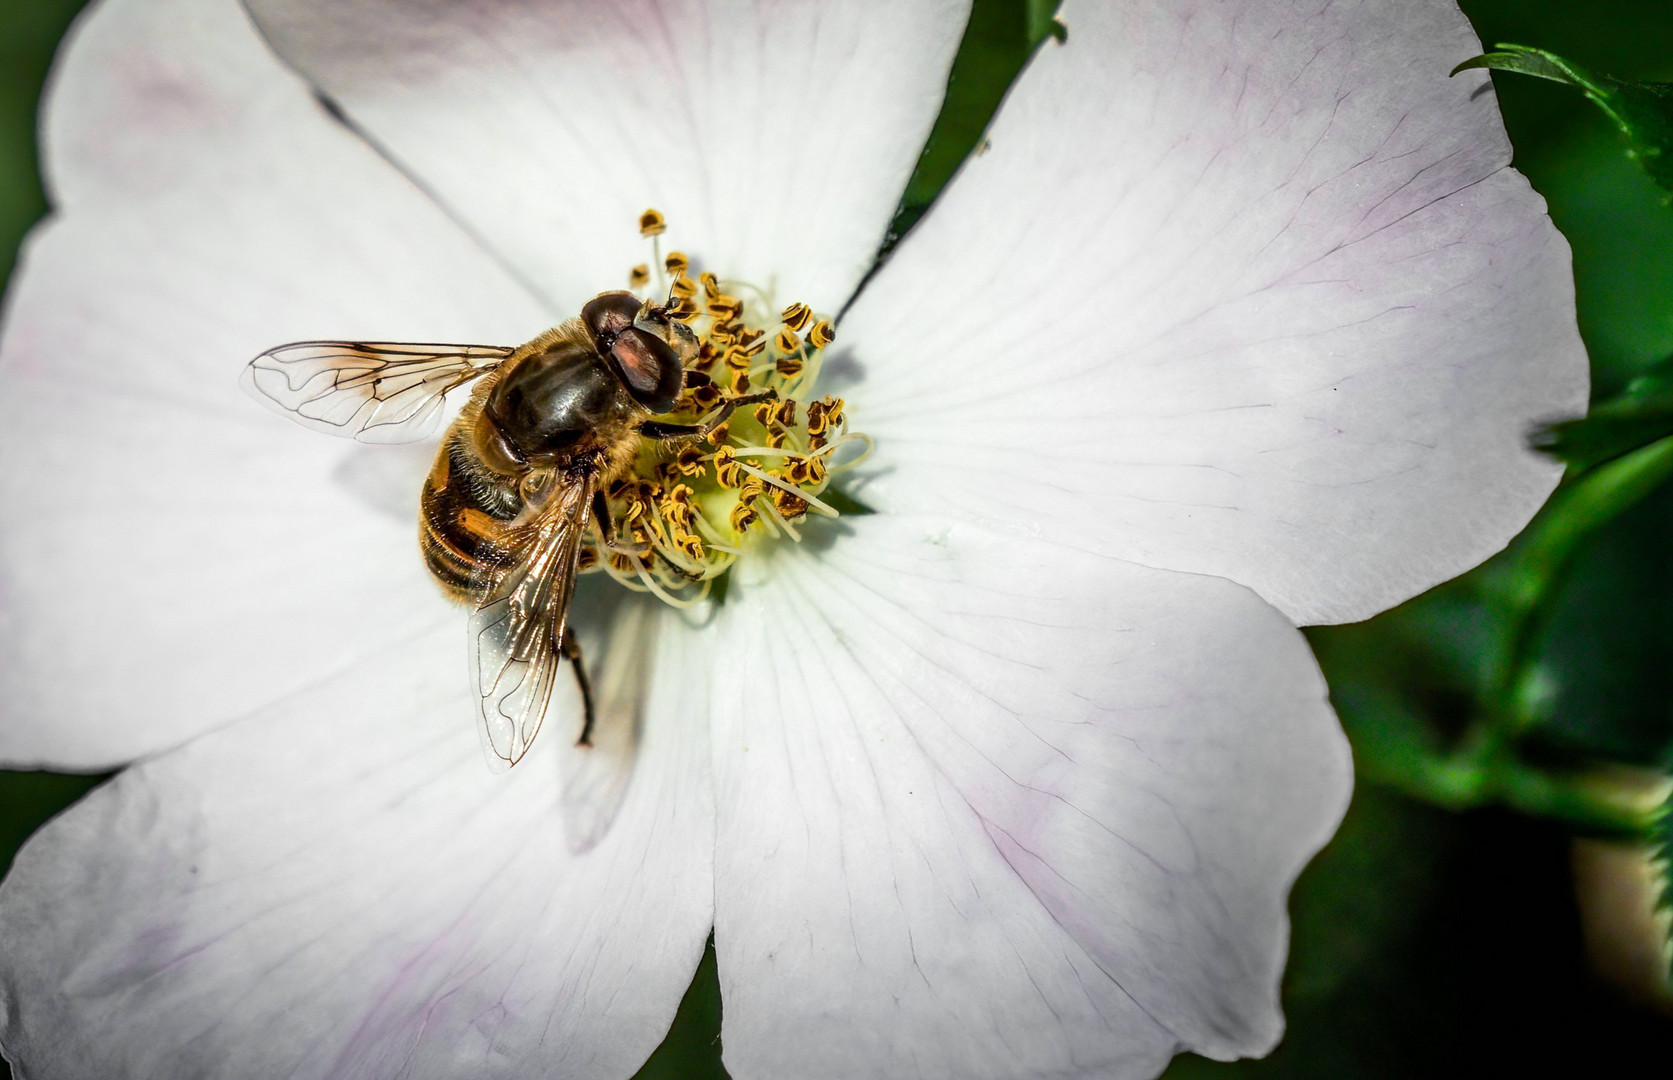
577,210,872,606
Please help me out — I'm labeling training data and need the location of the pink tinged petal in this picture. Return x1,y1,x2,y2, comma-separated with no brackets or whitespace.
843,0,1589,625
0,618,715,1080
0,0,553,766
709,516,1351,1077
241,0,971,314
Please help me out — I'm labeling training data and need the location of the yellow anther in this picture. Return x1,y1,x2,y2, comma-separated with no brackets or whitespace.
775,327,801,354
629,264,650,288
785,454,826,486
808,320,836,348
773,489,810,519
663,496,695,529
772,399,798,427
674,445,708,476
780,302,813,332
706,420,730,446
639,209,667,237
738,477,767,503
670,274,698,299
664,251,689,275
706,295,743,320
689,383,723,409
666,482,694,505
729,502,758,532
699,271,721,297
736,334,766,358
775,355,804,378
752,402,775,425
807,396,845,436
764,428,787,449
675,533,704,560
713,446,744,488
805,400,830,437
728,370,751,394
723,346,751,371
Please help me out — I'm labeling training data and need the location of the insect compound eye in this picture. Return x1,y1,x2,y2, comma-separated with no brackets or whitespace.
581,291,642,349
608,327,684,414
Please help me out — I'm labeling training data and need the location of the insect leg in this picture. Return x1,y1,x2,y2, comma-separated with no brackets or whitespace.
591,488,615,546
560,627,597,747
639,388,779,441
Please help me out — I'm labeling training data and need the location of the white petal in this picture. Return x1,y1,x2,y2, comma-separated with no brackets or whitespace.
0,617,714,1080
709,516,1350,1077
242,0,970,313
558,587,664,853
842,0,1588,625
0,0,551,766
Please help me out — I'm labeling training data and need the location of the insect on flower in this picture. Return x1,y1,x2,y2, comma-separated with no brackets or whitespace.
243,213,862,769
0,0,1594,1076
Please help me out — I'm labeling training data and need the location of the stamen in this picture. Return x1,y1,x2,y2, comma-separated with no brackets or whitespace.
595,212,869,606
780,302,813,332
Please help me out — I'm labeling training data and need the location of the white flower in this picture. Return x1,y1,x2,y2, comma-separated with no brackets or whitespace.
0,0,1585,1077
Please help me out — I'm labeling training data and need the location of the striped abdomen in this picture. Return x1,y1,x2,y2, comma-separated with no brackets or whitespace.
419,401,526,603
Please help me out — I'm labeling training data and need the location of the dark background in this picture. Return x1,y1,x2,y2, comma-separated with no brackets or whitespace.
2,1,1672,1076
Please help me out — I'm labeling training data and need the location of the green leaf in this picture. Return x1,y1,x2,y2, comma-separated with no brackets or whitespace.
631,935,728,1080
1024,0,1066,45
1537,352,1673,471
1454,44,1673,197
1657,787,1673,978
883,0,1064,251
0,770,106,876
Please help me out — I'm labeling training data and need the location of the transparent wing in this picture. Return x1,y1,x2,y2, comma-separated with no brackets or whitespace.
468,471,595,770
241,341,514,443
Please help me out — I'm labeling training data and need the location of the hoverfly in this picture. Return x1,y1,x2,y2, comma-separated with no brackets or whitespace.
243,291,774,769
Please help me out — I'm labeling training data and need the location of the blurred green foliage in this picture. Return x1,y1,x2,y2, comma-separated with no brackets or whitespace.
4,0,1673,1078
